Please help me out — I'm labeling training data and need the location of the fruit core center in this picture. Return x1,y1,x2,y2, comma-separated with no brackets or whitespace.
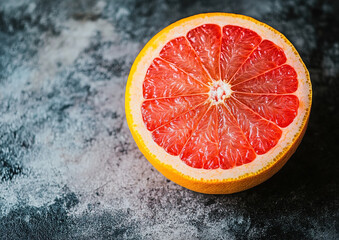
209,81,232,103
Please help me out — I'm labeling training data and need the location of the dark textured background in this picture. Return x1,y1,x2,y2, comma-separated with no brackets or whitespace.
0,0,338,239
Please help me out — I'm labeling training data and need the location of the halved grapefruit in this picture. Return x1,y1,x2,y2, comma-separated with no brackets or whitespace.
125,13,312,194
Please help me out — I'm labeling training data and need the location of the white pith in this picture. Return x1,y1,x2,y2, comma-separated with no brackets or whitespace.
126,14,311,180
209,80,232,104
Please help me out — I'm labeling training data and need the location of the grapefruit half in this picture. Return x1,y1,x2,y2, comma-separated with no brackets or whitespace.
125,13,312,194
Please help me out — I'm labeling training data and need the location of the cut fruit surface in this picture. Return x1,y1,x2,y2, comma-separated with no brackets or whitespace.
126,13,312,194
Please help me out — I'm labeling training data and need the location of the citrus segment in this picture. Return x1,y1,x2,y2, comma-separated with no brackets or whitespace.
180,105,219,169
233,93,299,128
225,97,282,155
231,64,298,93
220,25,262,82
143,58,210,99
186,24,221,80
159,37,211,85
152,103,210,156
141,94,208,131
230,40,287,85
217,104,256,169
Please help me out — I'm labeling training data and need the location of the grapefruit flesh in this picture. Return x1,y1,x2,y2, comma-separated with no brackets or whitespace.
142,24,298,169
126,13,312,194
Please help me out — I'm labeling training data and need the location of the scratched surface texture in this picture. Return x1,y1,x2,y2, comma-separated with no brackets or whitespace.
0,0,338,239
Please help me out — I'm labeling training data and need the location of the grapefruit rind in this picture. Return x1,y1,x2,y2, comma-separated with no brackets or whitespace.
125,13,312,194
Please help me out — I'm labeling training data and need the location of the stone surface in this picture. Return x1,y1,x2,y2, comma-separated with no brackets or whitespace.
0,0,338,239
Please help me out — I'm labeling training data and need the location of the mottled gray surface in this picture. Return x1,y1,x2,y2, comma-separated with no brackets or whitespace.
0,0,338,239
